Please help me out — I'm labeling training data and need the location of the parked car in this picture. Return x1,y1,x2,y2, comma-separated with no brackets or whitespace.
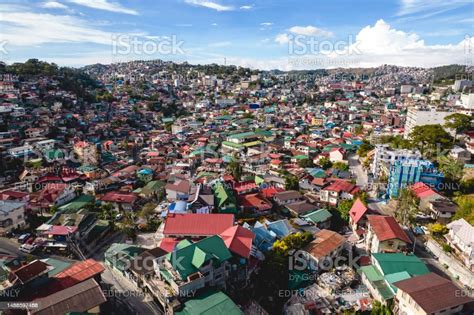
18,233,31,244
19,244,37,254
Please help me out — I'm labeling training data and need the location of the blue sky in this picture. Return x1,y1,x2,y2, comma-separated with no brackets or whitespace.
0,0,473,69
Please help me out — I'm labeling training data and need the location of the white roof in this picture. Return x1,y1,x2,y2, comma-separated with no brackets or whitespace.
447,219,474,246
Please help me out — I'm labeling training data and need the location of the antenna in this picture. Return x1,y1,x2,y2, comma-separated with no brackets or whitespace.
224,57,227,66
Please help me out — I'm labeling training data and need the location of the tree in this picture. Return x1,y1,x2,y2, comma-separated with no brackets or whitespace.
227,158,242,181
318,157,332,170
139,203,157,219
357,140,374,157
409,125,452,158
438,156,463,182
371,300,392,315
333,161,349,171
272,232,313,256
453,195,474,225
298,158,313,168
396,188,419,226
429,223,448,235
444,113,472,143
337,199,354,221
285,174,300,190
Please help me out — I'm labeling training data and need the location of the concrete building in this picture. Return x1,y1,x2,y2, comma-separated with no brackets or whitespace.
371,145,421,179
0,201,27,235
387,159,444,198
404,106,453,139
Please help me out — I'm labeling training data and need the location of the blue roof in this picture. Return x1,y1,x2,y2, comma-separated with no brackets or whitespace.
267,219,293,238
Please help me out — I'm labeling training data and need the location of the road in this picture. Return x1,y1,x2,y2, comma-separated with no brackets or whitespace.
89,233,163,315
101,266,163,315
0,237,24,256
348,154,368,189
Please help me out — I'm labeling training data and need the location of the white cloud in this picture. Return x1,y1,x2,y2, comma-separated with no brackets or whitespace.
211,23,218,26
240,4,254,10
288,25,333,37
397,0,471,16
260,22,273,26
209,41,232,47
0,5,135,46
275,33,290,44
184,0,234,11
66,0,138,15
41,1,68,9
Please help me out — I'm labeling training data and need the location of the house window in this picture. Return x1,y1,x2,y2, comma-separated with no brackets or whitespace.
17,215,22,219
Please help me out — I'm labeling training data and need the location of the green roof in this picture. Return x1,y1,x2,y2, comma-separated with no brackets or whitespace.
373,253,430,277
242,140,261,147
58,195,95,213
140,180,165,195
43,258,73,277
302,209,332,224
359,265,384,282
358,266,394,300
176,290,242,315
222,141,243,149
105,243,145,271
384,271,411,293
165,236,232,280
227,131,256,139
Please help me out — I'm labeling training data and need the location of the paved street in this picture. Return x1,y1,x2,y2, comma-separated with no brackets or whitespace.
101,266,163,315
0,237,24,257
348,154,368,189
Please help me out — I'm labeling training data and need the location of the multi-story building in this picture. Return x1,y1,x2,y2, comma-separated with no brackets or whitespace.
148,236,232,311
386,159,444,198
0,201,27,235
371,145,421,179
404,106,453,139
453,79,472,92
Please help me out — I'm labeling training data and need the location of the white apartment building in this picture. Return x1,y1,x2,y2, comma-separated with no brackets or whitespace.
0,201,27,235
458,93,474,110
404,106,453,138
371,144,421,178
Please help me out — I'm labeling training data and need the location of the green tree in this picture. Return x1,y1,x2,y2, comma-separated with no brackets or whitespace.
285,174,300,190
139,202,157,219
227,158,242,181
318,157,332,170
333,161,349,171
438,156,463,182
409,125,452,158
357,140,374,157
396,188,419,226
298,158,314,168
337,199,354,221
429,223,448,235
453,195,474,225
444,113,472,143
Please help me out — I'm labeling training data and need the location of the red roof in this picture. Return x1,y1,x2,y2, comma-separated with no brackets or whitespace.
54,259,104,288
323,180,359,194
367,215,411,244
159,237,179,252
349,198,368,224
100,191,137,204
43,225,78,236
220,225,255,258
411,182,437,198
238,193,272,212
163,213,234,237
261,186,284,198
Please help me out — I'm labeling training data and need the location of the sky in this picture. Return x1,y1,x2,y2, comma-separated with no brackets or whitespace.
0,0,473,70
